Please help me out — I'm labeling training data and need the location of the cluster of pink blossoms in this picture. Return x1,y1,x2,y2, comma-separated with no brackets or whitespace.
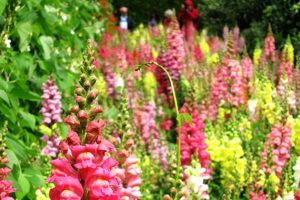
156,49,180,100
48,42,141,200
210,57,246,112
40,77,62,125
41,135,60,158
102,62,118,99
261,123,292,177
134,101,168,170
180,110,211,175
264,31,276,62
166,19,186,71
276,60,293,86
241,54,254,82
0,134,15,200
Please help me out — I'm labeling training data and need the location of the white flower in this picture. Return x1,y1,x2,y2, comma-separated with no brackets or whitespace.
26,45,31,52
293,157,300,188
62,14,68,21
4,37,11,48
70,30,75,35
248,99,257,116
181,163,210,200
116,76,124,91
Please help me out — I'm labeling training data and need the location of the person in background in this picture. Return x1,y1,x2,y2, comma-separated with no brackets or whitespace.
118,6,134,31
163,9,174,28
178,0,199,41
149,10,160,28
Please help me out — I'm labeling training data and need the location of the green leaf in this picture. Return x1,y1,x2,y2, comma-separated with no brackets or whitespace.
0,89,10,105
39,36,54,60
6,149,20,168
19,110,36,130
16,173,30,200
11,84,40,101
6,136,29,161
24,167,45,187
0,0,7,15
17,22,33,52
177,113,193,128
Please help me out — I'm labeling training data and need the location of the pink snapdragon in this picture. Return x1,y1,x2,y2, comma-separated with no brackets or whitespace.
40,77,62,125
166,19,186,71
261,123,292,177
41,135,60,157
180,111,211,175
264,31,276,62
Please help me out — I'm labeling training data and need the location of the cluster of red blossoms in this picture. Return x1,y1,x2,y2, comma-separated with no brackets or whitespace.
47,41,141,200
180,110,211,176
0,131,15,200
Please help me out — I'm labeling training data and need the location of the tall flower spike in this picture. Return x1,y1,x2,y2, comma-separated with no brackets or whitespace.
40,76,62,125
0,123,16,200
48,40,122,199
264,25,276,62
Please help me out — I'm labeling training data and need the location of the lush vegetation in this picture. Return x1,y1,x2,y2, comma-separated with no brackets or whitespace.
1,0,300,200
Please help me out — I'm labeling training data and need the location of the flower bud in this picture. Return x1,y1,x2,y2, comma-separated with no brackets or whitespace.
163,195,172,200
118,149,129,164
91,105,103,115
77,110,88,122
80,74,87,84
83,81,91,90
64,115,80,129
125,138,135,149
87,90,98,103
70,105,80,114
75,96,86,107
66,130,81,145
74,87,84,96
89,75,97,86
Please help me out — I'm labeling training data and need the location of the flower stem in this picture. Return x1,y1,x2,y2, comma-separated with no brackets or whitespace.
135,61,182,197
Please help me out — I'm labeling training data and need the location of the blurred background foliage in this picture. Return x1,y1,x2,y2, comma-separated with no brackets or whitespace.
0,0,107,199
112,0,300,54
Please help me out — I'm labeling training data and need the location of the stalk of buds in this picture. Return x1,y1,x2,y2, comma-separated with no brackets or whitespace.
48,40,123,200
112,94,142,200
0,124,16,200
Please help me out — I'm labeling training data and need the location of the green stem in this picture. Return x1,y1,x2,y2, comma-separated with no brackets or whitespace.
135,61,182,198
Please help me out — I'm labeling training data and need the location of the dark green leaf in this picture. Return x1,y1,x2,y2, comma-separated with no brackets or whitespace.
19,110,36,130
0,89,10,105
39,36,53,60
0,0,7,15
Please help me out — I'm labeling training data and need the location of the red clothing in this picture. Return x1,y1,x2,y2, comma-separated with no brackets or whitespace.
178,6,199,41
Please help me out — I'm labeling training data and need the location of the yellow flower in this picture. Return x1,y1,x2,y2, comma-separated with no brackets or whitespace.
283,37,294,65
143,72,157,99
253,46,262,66
39,125,52,136
96,76,107,98
268,172,280,192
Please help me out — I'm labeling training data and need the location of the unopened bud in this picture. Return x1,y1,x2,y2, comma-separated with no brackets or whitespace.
80,74,87,83
91,105,103,115
170,187,177,194
83,81,91,90
89,76,97,86
74,87,84,96
163,195,172,200
77,110,88,122
70,105,80,114
75,96,86,107
87,90,98,102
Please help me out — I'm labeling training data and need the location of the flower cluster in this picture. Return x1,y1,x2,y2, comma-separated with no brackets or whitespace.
41,135,60,158
180,160,210,200
0,130,15,200
180,111,211,175
48,41,123,200
40,76,62,125
261,123,292,178
264,29,276,62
